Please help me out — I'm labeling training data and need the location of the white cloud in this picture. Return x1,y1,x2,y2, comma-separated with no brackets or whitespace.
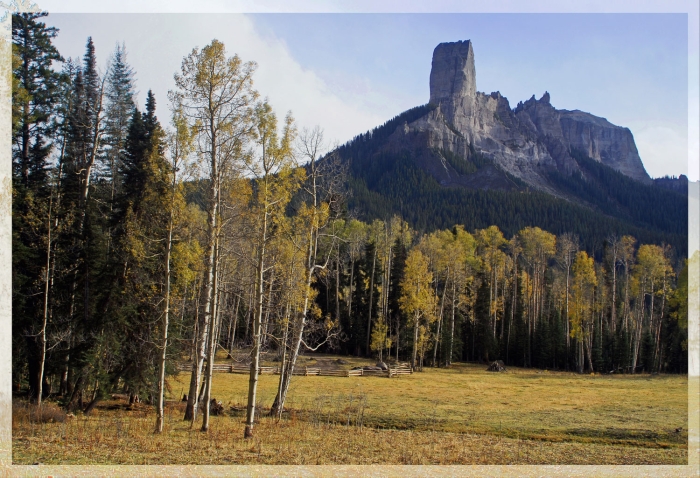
626,121,688,179
50,14,387,147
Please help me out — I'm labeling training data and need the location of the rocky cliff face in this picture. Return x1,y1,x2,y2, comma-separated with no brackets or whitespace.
390,40,651,192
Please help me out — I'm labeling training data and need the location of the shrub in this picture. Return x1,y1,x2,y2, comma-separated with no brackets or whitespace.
13,401,67,424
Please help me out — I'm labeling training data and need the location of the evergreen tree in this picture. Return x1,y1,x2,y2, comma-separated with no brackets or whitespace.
12,12,64,189
388,239,407,360
102,43,136,212
593,318,604,372
113,95,170,404
11,11,64,403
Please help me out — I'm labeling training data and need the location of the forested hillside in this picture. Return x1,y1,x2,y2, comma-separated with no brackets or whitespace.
336,107,687,257
11,12,688,440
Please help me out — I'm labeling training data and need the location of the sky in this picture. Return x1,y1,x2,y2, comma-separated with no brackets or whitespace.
41,7,695,180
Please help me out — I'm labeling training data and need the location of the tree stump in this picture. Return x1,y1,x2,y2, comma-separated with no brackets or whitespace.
486,360,506,372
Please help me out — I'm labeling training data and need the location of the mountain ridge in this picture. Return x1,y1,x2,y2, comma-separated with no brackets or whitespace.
332,41,687,255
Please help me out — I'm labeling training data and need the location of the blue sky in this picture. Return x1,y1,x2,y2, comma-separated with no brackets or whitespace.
45,9,693,179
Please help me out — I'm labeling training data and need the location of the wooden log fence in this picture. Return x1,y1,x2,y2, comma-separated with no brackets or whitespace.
175,362,413,378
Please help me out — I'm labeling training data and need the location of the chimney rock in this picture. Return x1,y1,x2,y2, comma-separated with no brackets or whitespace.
429,40,476,105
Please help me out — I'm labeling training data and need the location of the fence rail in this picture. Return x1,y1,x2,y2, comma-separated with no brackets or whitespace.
176,362,414,378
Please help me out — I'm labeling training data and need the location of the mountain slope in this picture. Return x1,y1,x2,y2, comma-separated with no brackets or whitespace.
343,144,686,256
333,40,687,255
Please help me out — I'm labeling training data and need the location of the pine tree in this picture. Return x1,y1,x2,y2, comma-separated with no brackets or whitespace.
11,12,65,404
388,239,407,361
12,12,64,189
102,43,136,216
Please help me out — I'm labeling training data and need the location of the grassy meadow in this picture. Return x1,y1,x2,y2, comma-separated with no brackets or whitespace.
13,354,688,465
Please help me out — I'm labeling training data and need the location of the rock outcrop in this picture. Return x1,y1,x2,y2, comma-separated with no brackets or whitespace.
390,40,651,193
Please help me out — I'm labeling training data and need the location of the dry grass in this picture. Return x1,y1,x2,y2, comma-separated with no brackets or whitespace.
12,355,688,465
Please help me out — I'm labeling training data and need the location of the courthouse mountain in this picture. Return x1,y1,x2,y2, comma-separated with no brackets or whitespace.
337,40,687,255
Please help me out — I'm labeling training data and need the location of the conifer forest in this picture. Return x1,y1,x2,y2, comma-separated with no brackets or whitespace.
11,12,689,445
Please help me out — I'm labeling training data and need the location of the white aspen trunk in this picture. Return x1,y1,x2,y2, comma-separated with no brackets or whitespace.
270,196,319,418
412,311,419,370
37,193,53,408
654,277,667,371
384,246,392,320
631,287,645,373
155,169,176,433
244,285,253,344
270,260,315,418
229,294,240,356
273,299,291,420
493,265,498,338
499,272,506,340
244,209,267,438
184,132,219,422
366,247,377,355
335,245,341,323
202,239,222,432
507,256,517,364
585,320,594,373
396,315,400,362
432,270,448,367
224,292,232,352
348,258,355,320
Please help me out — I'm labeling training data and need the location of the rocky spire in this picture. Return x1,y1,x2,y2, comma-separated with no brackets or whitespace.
429,40,476,104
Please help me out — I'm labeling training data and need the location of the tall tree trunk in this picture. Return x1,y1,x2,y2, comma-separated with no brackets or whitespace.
653,276,667,372
37,192,53,407
623,265,630,333
411,311,419,370
631,288,644,373
155,172,175,433
184,137,219,422
432,271,448,367
365,246,377,356
270,210,319,419
335,245,341,323
448,280,457,367
348,258,355,321
396,314,400,362
507,257,517,364
244,209,267,438
261,269,275,347
202,238,222,432
493,265,498,338
272,299,291,419
228,294,240,357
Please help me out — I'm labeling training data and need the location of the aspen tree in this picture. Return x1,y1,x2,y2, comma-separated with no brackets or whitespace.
270,127,342,420
570,251,596,373
557,233,579,365
399,249,437,370
155,103,193,433
170,39,257,423
244,102,299,437
518,227,556,366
